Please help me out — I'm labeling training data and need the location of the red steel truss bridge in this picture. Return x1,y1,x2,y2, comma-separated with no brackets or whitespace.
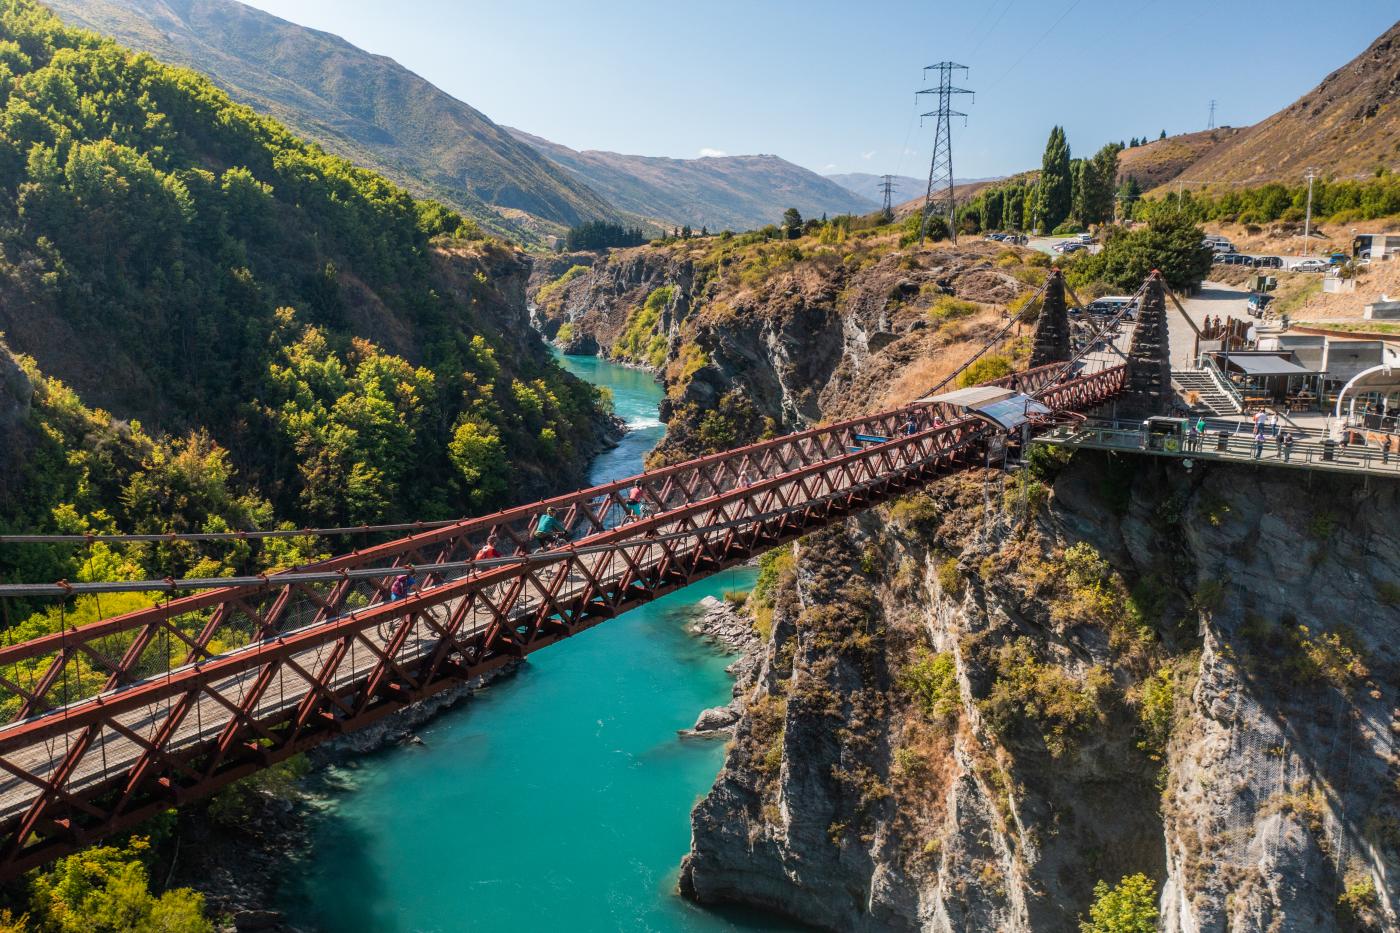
0,270,1166,877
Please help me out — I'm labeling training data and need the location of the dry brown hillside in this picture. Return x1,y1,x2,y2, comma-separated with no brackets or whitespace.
1158,20,1400,190
1117,128,1243,189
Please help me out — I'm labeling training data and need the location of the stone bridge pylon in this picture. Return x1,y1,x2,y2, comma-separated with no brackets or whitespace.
1028,267,1071,367
1118,270,1171,419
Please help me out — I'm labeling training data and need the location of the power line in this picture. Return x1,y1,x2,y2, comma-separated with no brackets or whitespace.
1208,99,1217,129
988,0,1082,89
917,62,973,245
0,519,463,546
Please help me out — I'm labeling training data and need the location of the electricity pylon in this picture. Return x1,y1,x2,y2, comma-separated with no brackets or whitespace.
917,62,973,245
878,174,897,221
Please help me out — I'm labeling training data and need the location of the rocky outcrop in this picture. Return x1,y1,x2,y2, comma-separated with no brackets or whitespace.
531,236,1041,463
681,596,762,739
682,453,1400,932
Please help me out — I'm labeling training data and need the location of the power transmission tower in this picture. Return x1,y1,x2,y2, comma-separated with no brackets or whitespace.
917,62,973,245
878,174,897,221
1208,99,1217,129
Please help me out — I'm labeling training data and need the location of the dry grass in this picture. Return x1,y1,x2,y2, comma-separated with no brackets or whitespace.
878,310,1007,408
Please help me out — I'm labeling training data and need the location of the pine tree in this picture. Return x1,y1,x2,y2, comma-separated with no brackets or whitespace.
782,207,803,239
1159,129,1167,140
1036,125,1072,232
1117,176,1142,219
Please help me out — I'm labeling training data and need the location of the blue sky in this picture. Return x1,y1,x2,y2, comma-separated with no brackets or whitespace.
239,0,1397,181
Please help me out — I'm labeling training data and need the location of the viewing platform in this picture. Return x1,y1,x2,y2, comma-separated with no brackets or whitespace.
1034,417,1400,480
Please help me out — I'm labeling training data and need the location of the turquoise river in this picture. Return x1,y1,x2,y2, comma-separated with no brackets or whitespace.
285,353,803,932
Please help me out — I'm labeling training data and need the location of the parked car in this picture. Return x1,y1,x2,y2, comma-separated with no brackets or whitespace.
1059,241,1086,254
1254,255,1283,268
1293,258,1328,272
1327,253,1348,265
1076,232,1093,243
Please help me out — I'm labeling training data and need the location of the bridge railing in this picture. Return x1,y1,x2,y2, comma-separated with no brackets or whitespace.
0,362,1074,726
1039,416,1400,476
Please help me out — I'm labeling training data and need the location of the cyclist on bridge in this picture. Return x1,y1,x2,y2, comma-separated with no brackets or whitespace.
534,508,567,548
474,535,501,562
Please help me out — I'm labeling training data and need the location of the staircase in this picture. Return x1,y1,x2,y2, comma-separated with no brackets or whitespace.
1173,368,1242,415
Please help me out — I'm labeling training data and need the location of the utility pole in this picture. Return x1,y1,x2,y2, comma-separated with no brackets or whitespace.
917,62,973,245
1208,99,1217,130
1303,167,1316,256
878,174,897,222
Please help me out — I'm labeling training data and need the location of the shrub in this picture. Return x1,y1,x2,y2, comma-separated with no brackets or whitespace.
958,354,1015,387
982,637,1111,757
901,649,959,722
1080,873,1158,933
927,296,980,325
935,557,963,597
888,492,940,529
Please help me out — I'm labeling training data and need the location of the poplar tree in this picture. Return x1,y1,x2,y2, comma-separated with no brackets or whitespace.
1086,142,1124,225
1037,126,1072,232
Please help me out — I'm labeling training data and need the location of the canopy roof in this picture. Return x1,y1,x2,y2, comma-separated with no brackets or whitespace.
1222,355,1314,376
967,394,1054,430
922,385,1015,407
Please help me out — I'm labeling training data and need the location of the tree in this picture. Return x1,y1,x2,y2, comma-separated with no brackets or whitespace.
1117,175,1142,219
564,221,645,251
984,187,1004,230
28,837,213,933
1037,126,1072,232
1159,129,1167,140
1086,143,1124,225
1079,873,1158,933
782,207,803,239
1071,209,1212,292
1070,159,1090,229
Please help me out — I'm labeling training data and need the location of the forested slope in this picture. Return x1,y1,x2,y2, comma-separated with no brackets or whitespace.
0,0,613,582
44,0,621,242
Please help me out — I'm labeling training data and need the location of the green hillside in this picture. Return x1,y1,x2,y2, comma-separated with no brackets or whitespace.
0,0,610,578
43,0,621,242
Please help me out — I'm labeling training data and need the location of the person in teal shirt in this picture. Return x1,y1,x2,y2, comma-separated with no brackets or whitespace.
534,507,566,547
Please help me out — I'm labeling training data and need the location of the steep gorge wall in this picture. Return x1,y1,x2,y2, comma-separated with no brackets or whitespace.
681,453,1400,932
531,238,1034,462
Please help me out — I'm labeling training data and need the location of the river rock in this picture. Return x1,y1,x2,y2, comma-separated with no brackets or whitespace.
681,705,741,739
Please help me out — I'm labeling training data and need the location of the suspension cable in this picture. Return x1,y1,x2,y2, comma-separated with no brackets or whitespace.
922,275,1053,397
1031,275,1153,399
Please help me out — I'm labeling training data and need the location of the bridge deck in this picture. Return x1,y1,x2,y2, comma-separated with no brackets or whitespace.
1035,420,1400,479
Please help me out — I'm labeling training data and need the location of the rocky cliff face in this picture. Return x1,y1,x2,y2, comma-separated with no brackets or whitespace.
681,452,1400,932
531,235,1038,463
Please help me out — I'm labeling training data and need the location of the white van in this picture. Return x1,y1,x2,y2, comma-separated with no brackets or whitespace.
1202,235,1235,254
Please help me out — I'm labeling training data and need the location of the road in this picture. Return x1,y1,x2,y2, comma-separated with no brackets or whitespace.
1170,280,1253,369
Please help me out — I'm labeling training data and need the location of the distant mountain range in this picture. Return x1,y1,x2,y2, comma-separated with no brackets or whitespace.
44,0,619,241
46,0,877,241
508,129,876,233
